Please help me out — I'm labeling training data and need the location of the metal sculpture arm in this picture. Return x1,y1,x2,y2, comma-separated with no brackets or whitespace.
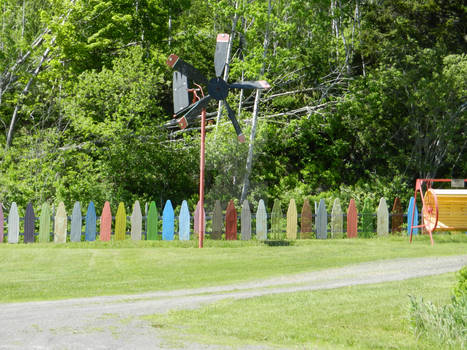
229,81,271,89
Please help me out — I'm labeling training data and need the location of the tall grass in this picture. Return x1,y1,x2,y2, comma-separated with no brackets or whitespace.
409,295,466,349
409,266,467,349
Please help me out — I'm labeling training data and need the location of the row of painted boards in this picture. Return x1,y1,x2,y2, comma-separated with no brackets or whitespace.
0,197,418,243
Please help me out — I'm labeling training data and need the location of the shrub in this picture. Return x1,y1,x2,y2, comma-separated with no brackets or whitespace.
453,266,467,297
409,266,467,349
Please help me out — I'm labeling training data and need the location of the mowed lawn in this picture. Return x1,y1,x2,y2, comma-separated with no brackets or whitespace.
0,235,465,303
148,273,457,349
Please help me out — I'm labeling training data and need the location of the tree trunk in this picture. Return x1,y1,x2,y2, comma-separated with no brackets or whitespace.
237,24,246,116
1,0,76,106
354,0,365,76
5,1,75,148
240,0,271,203
6,46,51,148
331,0,339,59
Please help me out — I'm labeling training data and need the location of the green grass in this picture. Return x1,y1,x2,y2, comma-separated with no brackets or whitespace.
0,234,465,303
147,273,458,349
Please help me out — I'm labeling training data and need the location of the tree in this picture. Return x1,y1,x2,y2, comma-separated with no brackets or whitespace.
1,0,465,210
0,0,56,146
61,46,198,207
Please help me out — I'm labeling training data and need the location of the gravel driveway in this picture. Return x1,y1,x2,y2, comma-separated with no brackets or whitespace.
0,255,465,350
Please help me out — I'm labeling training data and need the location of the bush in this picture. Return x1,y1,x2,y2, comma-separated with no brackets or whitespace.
453,266,467,298
275,173,411,217
409,266,467,349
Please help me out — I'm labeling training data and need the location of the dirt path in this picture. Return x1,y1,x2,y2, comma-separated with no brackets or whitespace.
0,255,465,349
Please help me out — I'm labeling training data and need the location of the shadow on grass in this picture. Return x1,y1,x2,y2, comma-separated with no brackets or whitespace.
263,240,294,247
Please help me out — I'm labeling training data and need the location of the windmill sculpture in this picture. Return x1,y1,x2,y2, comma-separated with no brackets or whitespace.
166,33,270,247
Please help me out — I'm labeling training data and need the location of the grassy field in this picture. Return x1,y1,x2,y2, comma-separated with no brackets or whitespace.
147,273,457,349
0,235,465,303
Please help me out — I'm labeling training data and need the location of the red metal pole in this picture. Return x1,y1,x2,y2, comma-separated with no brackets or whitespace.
198,107,206,248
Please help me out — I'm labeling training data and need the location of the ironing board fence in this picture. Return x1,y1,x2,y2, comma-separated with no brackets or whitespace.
0,197,432,242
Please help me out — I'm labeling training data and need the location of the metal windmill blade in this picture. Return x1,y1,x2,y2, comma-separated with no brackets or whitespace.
214,33,229,78
172,71,189,115
166,33,270,142
165,54,212,129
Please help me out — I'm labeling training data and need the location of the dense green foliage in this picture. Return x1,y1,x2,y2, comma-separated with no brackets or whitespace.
454,265,467,298
0,0,465,211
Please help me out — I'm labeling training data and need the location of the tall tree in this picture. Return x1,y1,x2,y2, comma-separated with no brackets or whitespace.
240,0,271,203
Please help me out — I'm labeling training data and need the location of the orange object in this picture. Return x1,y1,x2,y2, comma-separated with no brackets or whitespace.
346,199,358,238
100,201,112,241
410,179,467,245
